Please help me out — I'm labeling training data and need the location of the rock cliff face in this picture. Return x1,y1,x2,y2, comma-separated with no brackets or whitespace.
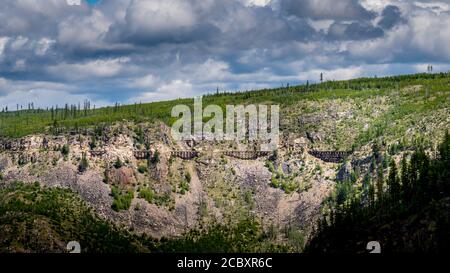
0,121,336,240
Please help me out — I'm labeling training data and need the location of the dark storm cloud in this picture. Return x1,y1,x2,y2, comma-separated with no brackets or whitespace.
278,0,375,21
328,22,384,40
105,0,219,46
105,1,316,49
378,5,406,29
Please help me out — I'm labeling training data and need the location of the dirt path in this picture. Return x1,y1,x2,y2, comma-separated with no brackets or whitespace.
175,162,203,227
186,162,202,201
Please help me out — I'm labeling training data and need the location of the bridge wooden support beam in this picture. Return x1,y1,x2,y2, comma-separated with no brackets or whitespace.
133,150,154,160
89,150,107,157
171,151,199,160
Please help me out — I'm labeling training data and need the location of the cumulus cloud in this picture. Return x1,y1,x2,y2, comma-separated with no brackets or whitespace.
130,79,195,103
106,0,201,45
345,6,450,63
0,0,449,108
57,9,111,49
128,74,158,89
0,77,109,110
47,58,129,80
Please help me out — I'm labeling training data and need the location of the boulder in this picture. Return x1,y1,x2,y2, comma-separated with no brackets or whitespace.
306,131,324,143
336,161,352,182
108,167,136,186
0,155,11,171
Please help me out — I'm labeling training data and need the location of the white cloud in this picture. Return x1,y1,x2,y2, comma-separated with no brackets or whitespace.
242,0,272,7
345,9,450,61
0,89,109,110
130,79,194,103
182,59,230,82
120,0,197,37
0,77,70,95
0,89,111,110
361,0,394,12
414,1,450,14
57,9,111,48
308,19,335,33
128,74,158,89
412,63,450,73
409,11,450,59
0,77,110,110
47,58,129,80
10,36,29,51
35,38,55,56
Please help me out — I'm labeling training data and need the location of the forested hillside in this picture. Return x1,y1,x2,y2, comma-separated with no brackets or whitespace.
306,132,450,253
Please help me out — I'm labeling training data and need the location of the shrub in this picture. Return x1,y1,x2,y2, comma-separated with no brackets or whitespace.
18,156,27,166
61,144,70,156
114,157,123,169
111,187,134,212
199,199,208,219
89,136,97,150
265,161,275,173
185,172,191,182
179,181,189,195
244,190,254,208
285,226,305,252
335,180,353,205
315,164,323,174
137,165,147,174
78,153,89,173
103,170,110,184
281,180,298,194
139,187,154,203
151,150,160,164
270,176,280,188
153,193,172,206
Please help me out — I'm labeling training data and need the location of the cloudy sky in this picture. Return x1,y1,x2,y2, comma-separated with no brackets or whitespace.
1,0,450,109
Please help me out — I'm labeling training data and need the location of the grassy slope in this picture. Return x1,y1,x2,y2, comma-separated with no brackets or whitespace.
0,73,449,147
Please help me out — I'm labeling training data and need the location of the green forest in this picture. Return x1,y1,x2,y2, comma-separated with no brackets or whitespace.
306,132,450,253
0,72,448,139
